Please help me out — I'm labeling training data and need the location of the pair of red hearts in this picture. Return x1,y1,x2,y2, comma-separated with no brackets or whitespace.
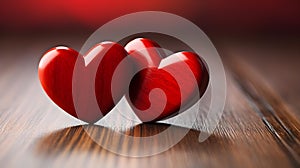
38,38,208,123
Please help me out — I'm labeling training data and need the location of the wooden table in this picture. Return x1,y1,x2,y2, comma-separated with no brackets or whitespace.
0,34,299,168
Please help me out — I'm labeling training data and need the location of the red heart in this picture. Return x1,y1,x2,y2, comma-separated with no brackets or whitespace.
38,42,133,123
125,38,209,122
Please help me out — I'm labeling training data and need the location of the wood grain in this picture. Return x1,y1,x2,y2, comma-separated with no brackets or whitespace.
0,35,299,168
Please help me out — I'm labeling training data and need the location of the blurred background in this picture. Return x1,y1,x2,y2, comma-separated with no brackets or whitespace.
0,0,299,36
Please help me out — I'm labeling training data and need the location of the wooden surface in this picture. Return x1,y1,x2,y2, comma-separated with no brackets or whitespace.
0,34,299,168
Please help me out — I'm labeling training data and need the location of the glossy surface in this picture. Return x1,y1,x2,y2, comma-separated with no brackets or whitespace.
125,38,165,68
38,43,132,123
125,38,209,122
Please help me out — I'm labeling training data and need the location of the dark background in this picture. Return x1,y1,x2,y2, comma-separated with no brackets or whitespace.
1,0,299,36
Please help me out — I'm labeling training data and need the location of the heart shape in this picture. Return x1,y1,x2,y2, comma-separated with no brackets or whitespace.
125,38,209,122
39,38,208,123
38,42,133,123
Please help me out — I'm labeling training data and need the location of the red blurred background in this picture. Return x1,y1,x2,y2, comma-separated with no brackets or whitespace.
0,0,299,35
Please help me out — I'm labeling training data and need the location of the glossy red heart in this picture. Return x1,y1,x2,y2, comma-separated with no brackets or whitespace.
38,42,133,123
125,38,209,122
